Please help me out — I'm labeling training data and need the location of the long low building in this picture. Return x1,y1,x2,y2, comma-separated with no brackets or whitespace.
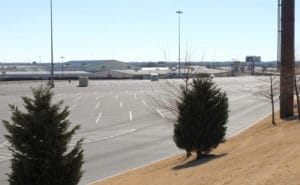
0,66,229,81
112,66,229,79
0,71,90,80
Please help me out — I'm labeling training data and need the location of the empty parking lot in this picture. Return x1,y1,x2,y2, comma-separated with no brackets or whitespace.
0,77,274,185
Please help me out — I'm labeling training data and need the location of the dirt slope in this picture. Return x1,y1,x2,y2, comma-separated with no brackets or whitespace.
93,114,300,185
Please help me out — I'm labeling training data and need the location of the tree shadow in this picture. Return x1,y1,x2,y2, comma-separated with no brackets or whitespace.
281,115,298,121
173,153,227,170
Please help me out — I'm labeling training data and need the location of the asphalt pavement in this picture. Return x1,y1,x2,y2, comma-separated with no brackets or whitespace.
0,77,276,185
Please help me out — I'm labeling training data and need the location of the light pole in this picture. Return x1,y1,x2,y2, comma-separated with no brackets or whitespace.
60,56,65,78
176,10,183,78
277,0,282,72
50,0,54,87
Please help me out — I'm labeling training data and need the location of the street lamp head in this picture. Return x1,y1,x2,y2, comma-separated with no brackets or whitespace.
176,10,183,14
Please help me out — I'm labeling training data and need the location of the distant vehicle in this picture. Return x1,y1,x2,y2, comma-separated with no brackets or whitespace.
150,73,159,81
78,76,89,87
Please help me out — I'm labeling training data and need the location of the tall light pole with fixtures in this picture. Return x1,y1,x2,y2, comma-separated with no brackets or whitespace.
50,0,54,87
60,56,65,78
176,10,183,78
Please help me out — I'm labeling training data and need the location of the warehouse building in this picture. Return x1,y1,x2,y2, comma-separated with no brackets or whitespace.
53,60,140,72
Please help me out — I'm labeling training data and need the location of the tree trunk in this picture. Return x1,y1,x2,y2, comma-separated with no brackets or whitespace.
294,78,300,119
196,150,202,160
186,150,192,158
272,100,275,125
280,0,295,118
271,76,276,125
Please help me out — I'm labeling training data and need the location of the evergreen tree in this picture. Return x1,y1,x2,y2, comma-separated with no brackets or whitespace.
3,85,84,185
173,77,228,159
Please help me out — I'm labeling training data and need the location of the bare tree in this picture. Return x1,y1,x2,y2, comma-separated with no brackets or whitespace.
294,76,300,119
294,54,300,119
151,48,210,158
151,57,194,121
151,46,207,120
252,75,279,125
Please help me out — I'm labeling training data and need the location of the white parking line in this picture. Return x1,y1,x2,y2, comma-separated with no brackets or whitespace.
120,101,123,108
0,155,10,159
0,141,11,162
142,100,147,106
0,141,8,148
96,96,100,101
53,94,63,103
134,93,137,99
0,152,10,156
157,108,165,118
95,102,100,109
74,96,82,102
69,104,77,110
70,129,136,146
53,97,62,103
125,90,128,94
0,156,10,160
96,112,102,124
115,94,119,100
129,111,132,121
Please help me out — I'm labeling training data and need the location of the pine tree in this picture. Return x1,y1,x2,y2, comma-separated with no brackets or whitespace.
173,77,228,159
3,84,84,185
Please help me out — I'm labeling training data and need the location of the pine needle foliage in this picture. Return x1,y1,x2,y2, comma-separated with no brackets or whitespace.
173,77,228,159
3,84,84,185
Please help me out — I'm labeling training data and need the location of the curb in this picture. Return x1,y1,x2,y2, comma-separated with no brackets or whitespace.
85,152,182,185
85,112,274,185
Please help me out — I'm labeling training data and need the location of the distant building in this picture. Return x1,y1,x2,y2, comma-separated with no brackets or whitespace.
61,60,140,72
246,56,261,63
0,71,90,80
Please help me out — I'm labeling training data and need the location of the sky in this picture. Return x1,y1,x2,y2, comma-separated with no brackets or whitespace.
0,0,299,63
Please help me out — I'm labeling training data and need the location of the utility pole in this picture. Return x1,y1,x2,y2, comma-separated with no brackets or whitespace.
176,10,183,78
50,0,54,88
277,0,282,72
251,59,255,75
280,0,295,118
60,56,65,78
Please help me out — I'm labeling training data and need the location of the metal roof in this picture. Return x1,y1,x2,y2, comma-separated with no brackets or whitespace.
1,71,90,75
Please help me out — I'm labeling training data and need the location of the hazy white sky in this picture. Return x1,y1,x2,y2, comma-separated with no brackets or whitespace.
0,0,299,63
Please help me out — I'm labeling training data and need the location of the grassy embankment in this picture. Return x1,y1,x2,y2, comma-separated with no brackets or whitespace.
93,113,300,185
